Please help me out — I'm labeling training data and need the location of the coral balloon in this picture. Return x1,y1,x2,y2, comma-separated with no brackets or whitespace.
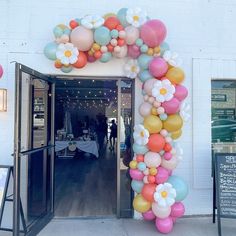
147,134,165,152
129,169,144,181
163,114,183,132
155,217,173,234
162,98,180,115
144,152,161,168
133,194,151,213
155,167,169,184
69,20,78,29
144,79,156,96
171,202,185,218
166,67,185,84
142,210,156,221
174,85,188,101
161,156,179,170
143,115,162,134
70,26,94,51
152,203,171,219
104,16,120,30
139,102,152,117
149,57,168,78
125,26,140,45
141,184,157,202
72,51,87,68
140,20,167,47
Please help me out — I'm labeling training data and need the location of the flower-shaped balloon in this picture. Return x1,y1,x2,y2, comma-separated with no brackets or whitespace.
163,50,182,67
171,142,184,161
180,101,191,122
126,7,147,27
133,124,149,145
152,79,175,102
81,15,105,29
154,183,176,207
56,43,78,65
124,59,140,78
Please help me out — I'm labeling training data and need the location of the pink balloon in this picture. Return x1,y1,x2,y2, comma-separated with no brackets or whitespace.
140,20,167,47
125,26,140,45
142,210,156,221
149,57,168,78
87,55,96,63
139,102,152,117
70,26,94,51
155,166,169,184
155,217,173,234
144,79,156,96
129,169,144,181
0,64,3,78
128,44,141,59
163,152,172,160
171,202,185,218
174,85,188,101
162,98,181,114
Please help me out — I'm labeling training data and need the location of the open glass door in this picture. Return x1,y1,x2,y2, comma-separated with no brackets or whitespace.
13,63,55,236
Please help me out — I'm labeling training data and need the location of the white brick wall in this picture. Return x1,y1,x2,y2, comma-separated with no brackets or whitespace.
1,0,236,215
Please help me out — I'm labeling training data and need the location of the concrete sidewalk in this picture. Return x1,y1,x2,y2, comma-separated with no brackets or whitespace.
37,217,236,236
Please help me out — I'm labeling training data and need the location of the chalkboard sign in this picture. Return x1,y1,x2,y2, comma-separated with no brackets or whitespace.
214,153,236,236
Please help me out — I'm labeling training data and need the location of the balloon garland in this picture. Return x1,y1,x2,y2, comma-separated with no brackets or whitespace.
44,7,189,234
0,64,3,79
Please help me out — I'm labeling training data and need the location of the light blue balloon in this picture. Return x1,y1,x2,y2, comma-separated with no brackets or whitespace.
160,42,170,56
99,52,112,63
94,26,111,46
75,18,81,24
133,143,148,155
61,66,73,73
111,29,119,38
138,70,152,82
63,28,71,35
53,26,63,38
131,180,144,193
135,38,143,47
44,42,58,60
138,162,146,171
140,44,148,53
117,8,129,27
160,113,168,121
137,54,153,70
167,175,188,202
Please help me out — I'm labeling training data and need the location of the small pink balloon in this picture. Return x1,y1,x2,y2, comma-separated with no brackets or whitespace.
155,167,169,184
164,152,172,160
149,57,168,78
143,79,156,96
129,169,144,181
162,98,180,114
139,102,152,117
155,217,173,234
0,65,3,78
87,55,96,63
142,210,156,221
174,85,188,101
171,202,185,218
128,44,141,59
140,19,167,47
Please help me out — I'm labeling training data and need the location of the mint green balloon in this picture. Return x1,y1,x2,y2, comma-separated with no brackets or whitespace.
94,26,111,46
133,143,148,155
61,66,73,73
160,42,170,56
140,44,148,53
135,38,143,47
44,42,58,60
138,70,152,82
137,54,153,70
111,29,119,38
53,26,63,38
117,8,129,27
131,180,144,193
99,52,112,63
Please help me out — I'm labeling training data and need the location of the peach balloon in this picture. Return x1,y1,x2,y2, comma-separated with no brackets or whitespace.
125,25,140,45
139,102,153,117
161,155,179,170
144,79,157,96
144,152,161,168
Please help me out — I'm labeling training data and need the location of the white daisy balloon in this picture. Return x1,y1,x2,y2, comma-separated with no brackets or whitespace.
124,59,140,78
180,101,191,122
163,50,182,67
152,79,175,102
133,124,149,145
171,142,184,161
126,7,147,27
154,183,176,207
81,14,105,29
56,43,78,65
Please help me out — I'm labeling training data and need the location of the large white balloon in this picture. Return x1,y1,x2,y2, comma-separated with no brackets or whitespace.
144,152,161,168
152,202,171,218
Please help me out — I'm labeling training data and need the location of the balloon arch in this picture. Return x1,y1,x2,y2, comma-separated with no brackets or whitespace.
44,7,189,234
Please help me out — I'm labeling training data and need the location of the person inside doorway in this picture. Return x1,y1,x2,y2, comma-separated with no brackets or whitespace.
109,119,117,151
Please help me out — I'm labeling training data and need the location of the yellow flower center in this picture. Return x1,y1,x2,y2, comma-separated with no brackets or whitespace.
140,131,145,137
161,191,168,198
131,66,137,72
133,15,139,21
64,50,72,57
160,88,167,95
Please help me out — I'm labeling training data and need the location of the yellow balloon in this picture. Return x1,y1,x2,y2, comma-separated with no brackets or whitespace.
171,129,182,139
103,13,117,20
151,107,158,115
129,160,137,169
163,114,183,132
166,67,185,84
143,115,162,134
149,167,157,176
133,194,151,213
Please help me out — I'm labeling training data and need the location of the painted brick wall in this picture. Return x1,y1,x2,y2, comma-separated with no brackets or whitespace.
1,0,236,215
